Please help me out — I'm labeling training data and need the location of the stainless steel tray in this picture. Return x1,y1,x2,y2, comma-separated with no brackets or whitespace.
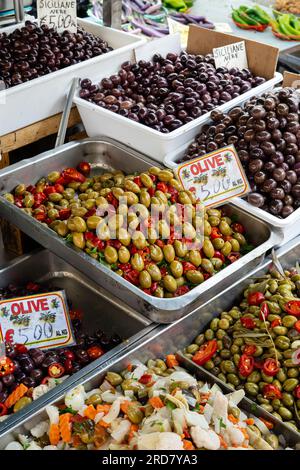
0,249,154,434
0,137,280,323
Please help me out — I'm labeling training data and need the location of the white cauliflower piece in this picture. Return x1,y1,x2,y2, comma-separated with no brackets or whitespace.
46,405,59,425
212,391,228,423
5,442,24,450
27,441,42,450
185,411,209,429
111,419,131,444
190,426,221,450
137,432,184,450
65,385,86,411
32,384,49,401
225,425,245,447
31,421,49,438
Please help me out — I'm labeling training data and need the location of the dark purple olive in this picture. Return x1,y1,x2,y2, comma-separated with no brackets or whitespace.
281,205,294,218
248,192,265,207
2,374,15,388
271,187,285,200
269,199,283,215
30,369,44,383
272,168,286,182
286,170,298,184
29,348,46,366
22,377,36,388
0,391,8,403
263,179,277,192
292,183,300,198
75,349,89,364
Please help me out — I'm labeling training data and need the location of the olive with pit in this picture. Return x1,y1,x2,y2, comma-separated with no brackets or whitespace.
170,260,183,279
131,253,144,272
139,270,152,289
163,275,178,293
185,270,204,284
146,264,162,281
104,246,118,265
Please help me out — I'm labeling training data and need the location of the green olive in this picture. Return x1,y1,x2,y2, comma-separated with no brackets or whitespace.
47,171,60,183
55,221,68,237
208,216,220,227
265,434,279,450
139,191,151,208
86,216,102,230
104,246,118,265
140,173,153,188
223,360,236,373
170,260,183,279
195,334,205,346
204,220,212,236
203,239,215,259
261,371,274,383
86,393,102,405
277,369,287,382
183,222,196,239
219,220,232,236
146,264,162,282
68,216,87,233
106,372,123,386
212,238,225,250
210,318,219,331
174,240,188,258
227,374,240,387
48,192,63,203
221,241,232,257
233,354,241,367
275,336,290,350
117,228,131,247
287,368,299,378
216,329,226,340
118,246,130,264
72,232,85,250
131,253,144,272
154,286,164,298
278,406,293,420
157,169,173,182
282,392,294,408
205,329,215,341
282,315,298,328
244,382,259,396
150,245,163,263
188,250,202,267
253,346,264,357
283,378,298,392
218,373,227,383
201,259,214,274
219,318,230,330
233,232,246,245
247,371,261,383
13,396,32,412
139,270,152,289
163,244,175,263
186,344,199,355
123,191,139,206
163,275,178,293
23,194,34,208
71,207,88,217
273,326,288,336
204,360,215,370
185,270,204,285
230,239,240,252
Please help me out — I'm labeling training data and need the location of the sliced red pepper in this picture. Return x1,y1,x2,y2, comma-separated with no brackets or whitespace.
232,223,245,234
44,186,57,196
118,263,132,273
210,227,221,240
0,403,8,417
85,232,96,241
26,282,40,292
139,374,153,384
243,345,257,356
55,176,68,186
124,270,140,286
64,350,75,361
106,191,118,209
167,185,179,202
59,208,71,220
259,302,270,321
271,319,281,328
48,363,65,378
63,359,73,374
247,291,265,306
156,182,168,193
160,267,168,277
148,187,155,197
54,183,65,194
238,354,254,377
93,238,105,251
133,176,142,188
254,359,264,370
34,212,47,222
26,185,36,194
262,358,280,377
240,317,256,330
213,251,225,263
14,343,28,354
294,384,300,400
174,285,190,297
192,339,218,366
34,192,47,207
142,288,152,295
84,208,96,219
294,320,300,333
284,300,300,317
263,384,282,400
62,168,86,183
182,261,197,273
156,239,165,248
77,161,91,176
149,174,157,182
87,345,104,360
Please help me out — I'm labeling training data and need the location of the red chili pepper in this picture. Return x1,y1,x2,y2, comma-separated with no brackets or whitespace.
156,239,165,248
130,246,138,255
77,162,91,176
87,345,104,360
44,217,52,225
64,350,75,361
238,354,254,377
210,227,221,240
148,187,155,197
232,223,245,234
262,358,280,377
150,282,158,294
34,212,47,222
227,253,241,263
263,384,282,400
34,192,47,207
213,251,225,263
160,267,168,277
14,343,28,354
44,186,57,196
271,319,281,328
192,339,218,366
156,182,168,193
118,263,132,273
142,288,152,295
48,363,65,378
240,317,256,330
84,208,96,219
247,291,265,306
55,176,68,186
139,374,153,384
133,176,142,188
93,238,105,251
124,270,140,285
294,320,300,333
62,168,86,183
174,285,190,297
26,282,40,292
63,359,73,374
26,185,36,194
110,240,122,250
259,302,269,321
106,192,118,209
294,384,300,400
167,185,179,202
243,345,257,356
85,232,95,241
41,376,51,385
0,356,15,377
0,403,8,417
182,261,197,273
54,183,65,194
149,174,157,182
59,208,71,220
284,300,300,317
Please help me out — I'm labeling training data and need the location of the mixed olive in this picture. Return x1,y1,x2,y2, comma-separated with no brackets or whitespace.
181,87,300,218
184,266,300,431
79,52,265,133
0,282,121,417
0,21,113,89
4,163,253,298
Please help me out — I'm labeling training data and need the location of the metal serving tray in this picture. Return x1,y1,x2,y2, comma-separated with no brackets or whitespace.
0,138,279,324
0,249,154,434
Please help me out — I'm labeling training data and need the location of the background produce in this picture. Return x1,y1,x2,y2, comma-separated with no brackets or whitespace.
181,87,300,219
4,164,253,298
184,265,300,432
275,0,300,15
0,282,122,417
79,54,265,133
0,20,113,89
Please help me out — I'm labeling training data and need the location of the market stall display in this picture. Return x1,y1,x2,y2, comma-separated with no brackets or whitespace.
275,0,300,16
0,138,276,322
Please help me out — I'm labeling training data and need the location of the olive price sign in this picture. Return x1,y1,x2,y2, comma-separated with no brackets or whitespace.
0,291,75,350
37,0,77,33
174,145,250,208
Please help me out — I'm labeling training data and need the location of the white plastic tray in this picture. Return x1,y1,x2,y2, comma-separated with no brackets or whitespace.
73,30,282,163
0,19,145,136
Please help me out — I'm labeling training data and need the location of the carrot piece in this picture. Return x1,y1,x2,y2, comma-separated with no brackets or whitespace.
239,427,249,440
228,414,239,424
128,424,139,442
182,439,195,450
98,419,110,428
245,418,254,425
120,401,131,415
165,354,179,369
218,434,228,449
72,434,83,448
59,412,72,443
84,405,97,420
4,383,28,409
49,423,60,446
96,404,111,415
149,397,164,409
259,417,274,430
126,363,133,372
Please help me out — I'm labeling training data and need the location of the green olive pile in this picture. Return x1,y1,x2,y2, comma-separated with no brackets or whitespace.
184,268,300,431
4,164,251,298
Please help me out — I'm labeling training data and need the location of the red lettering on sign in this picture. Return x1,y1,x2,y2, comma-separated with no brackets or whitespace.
11,303,21,316
5,329,14,344
9,298,50,316
215,156,224,166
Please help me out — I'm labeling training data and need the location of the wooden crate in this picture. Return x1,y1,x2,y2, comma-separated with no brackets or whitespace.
0,108,86,256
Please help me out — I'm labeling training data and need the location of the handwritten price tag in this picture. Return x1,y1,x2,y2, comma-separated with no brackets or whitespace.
213,41,248,70
0,291,75,350
37,0,77,33
174,145,250,208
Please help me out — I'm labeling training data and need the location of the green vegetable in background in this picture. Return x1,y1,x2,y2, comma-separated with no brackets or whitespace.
162,0,193,12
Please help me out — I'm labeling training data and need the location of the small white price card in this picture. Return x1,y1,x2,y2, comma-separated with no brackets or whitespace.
0,291,75,350
37,0,77,33
175,145,250,208
213,41,248,70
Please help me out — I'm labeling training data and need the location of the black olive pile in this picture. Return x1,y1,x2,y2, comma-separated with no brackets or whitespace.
182,87,300,218
79,52,265,133
0,21,113,89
